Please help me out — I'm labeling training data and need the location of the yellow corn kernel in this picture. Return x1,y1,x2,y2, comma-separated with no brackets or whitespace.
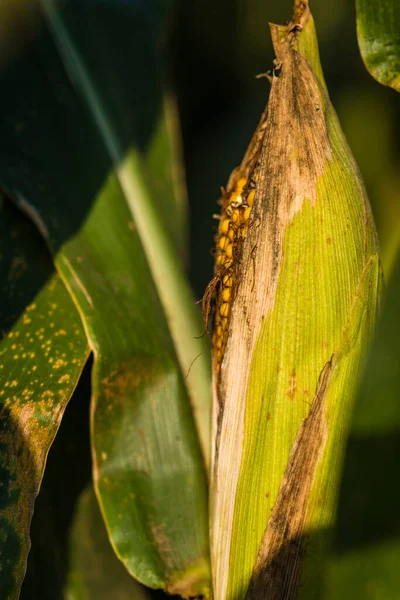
228,228,235,241
220,219,230,234
222,287,231,302
231,209,240,223
237,177,247,192
216,254,225,266
222,275,233,287
244,206,252,221
226,244,233,258
219,236,228,250
247,189,255,206
220,303,229,318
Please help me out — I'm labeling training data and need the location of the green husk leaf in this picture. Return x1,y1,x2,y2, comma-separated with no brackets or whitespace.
210,5,382,599
324,252,400,598
0,197,89,600
0,2,211,596
356,0,400,91
66,486,151,600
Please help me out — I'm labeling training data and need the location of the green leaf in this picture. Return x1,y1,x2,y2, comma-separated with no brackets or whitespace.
19,361,92,600
39,0,211,464
324,253,400,599
66,486,151,600
0,1,211,596
0,197,89,600
356,0,400,91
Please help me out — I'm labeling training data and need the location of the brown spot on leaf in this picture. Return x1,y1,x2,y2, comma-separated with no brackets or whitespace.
101,363,149,404
287,369,297,399
150,521,175,571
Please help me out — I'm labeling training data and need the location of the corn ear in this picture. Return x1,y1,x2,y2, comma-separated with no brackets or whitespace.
207,4,382,599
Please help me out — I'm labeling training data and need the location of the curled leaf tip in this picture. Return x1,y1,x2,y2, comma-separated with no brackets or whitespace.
292,0,310,25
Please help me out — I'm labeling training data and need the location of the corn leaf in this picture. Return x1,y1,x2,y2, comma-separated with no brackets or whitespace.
19,362,92,600
39,0,211,465
0,198,89,599
356,0,400,91
66,486,151,600
0,1,211,596
209,4,382,599
324,252,400,598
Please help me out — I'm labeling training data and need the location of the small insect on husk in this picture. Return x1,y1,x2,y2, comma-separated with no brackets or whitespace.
207,2,382,600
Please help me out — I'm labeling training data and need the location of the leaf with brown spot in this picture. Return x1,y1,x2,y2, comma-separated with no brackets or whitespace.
0,198,89,600
0,2,211,596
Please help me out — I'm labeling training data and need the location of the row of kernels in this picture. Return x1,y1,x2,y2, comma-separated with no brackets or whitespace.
219,238,233,258
213,180,255,373
212,173,259,374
